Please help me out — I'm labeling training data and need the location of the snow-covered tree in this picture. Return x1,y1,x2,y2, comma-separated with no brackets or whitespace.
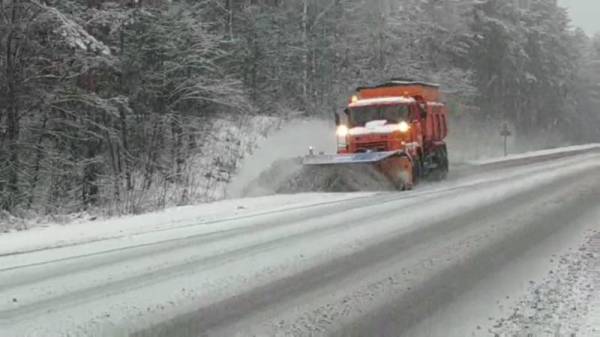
1,0,597,216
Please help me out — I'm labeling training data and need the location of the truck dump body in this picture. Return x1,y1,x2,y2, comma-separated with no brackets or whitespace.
356,81,442,102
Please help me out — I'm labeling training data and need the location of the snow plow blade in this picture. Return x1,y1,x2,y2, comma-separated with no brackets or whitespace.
301,151,414,191
303,151,400,166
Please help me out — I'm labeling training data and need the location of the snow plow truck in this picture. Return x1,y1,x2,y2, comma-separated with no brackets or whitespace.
303,79,449,190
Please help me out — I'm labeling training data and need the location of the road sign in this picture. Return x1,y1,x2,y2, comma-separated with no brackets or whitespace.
500,123,512,157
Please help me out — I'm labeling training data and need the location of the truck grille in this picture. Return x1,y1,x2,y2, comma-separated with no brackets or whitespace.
356,141,388,152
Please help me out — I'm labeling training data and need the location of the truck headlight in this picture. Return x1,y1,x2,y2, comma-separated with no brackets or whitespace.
398,121,410,133
336,125,349,137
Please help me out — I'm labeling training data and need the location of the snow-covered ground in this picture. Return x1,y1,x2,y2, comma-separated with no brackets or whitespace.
0,193,372,257
471,143,600,165
1,145,600,337
491,231,600,337
2,143,596,256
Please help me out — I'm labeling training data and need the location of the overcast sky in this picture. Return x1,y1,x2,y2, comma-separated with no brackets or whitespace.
558,0,600,35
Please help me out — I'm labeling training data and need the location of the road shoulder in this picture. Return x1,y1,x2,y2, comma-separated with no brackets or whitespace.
492,230,600,336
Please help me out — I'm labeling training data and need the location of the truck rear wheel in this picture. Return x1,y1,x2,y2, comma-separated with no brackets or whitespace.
430,147,449,181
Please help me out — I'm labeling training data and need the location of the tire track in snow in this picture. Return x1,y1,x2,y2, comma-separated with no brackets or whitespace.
130,162,600,337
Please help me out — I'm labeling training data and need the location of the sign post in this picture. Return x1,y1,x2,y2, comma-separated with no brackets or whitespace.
500,123,512,157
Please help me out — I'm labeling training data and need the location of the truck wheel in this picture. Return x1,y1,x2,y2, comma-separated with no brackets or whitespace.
413,157,423,185
440,147,449,179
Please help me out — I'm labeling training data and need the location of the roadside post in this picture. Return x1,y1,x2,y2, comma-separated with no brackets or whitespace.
500,123,512,157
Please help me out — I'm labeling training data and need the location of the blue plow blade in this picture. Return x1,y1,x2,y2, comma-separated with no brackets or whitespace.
303,151,402,166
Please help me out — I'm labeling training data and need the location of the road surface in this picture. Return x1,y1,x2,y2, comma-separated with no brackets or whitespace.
1,146,600,337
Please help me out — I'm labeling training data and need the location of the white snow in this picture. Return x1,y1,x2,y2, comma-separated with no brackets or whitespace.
348,96,415,108
490,231,600,337
190,115,281,202
0,193,371,257
42,5,112,56
470,143,600,165
3,143,599,257
227,119,335,198
348,120,403,136
4,153,599,337
2,145,600,337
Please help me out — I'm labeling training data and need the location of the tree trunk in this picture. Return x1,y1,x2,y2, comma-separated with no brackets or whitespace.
2,2,21,210
82,145,100,208
120,109,133,191
170,114,184,184
302,0,309,105
27,114,49,208
377,0,386,75
225,0,234,40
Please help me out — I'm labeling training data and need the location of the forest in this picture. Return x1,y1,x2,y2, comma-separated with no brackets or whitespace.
1,0,599,218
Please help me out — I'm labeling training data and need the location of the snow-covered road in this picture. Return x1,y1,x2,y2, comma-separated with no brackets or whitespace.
2,146,600,337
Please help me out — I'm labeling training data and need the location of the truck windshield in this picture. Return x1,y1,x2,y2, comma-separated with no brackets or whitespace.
349,105,410,127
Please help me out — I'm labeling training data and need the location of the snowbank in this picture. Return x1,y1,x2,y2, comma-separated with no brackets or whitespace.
470,143,600,165
0,193,371,256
